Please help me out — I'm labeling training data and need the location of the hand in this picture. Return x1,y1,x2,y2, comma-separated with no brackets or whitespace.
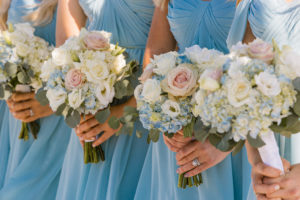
163,132,193,152
176,139,230,177
263,164,300,200
6,92,53,123
251,159,290,200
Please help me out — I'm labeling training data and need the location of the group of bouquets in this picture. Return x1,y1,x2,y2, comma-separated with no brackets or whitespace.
0,23,52,140
36,28,139,164
133,38,300,188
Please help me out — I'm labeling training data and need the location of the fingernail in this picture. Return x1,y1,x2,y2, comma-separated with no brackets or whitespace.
184,174,189,177
92,144,96,147
176,169,179,173
79,137,83,140
274,185,280,190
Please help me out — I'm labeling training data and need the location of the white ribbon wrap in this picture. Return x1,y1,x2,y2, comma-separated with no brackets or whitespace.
258,131,284,172
15,84,31,93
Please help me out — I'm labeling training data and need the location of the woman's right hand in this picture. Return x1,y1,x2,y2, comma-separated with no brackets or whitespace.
163,132,193,152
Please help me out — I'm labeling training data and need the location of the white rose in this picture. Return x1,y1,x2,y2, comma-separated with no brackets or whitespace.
46,87,67,111
141,79,161,103
111,54,126,75
199,68,222,92
15,43,30,57
96,81,115,108
278,47,300,80
134,84,144,100
14,23,35,37
226,76,253,107
83,59,109,83
52,47,73,66
194,90,205,106
40,59,58,81
68,89,84,109
228,57,250,78
255,72,281,97
230,42,248,57
161,100,181,118
153,52,178,76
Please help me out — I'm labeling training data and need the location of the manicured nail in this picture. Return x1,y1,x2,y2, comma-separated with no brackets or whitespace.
184,174,189,177
274,185,280,190
92,144,96,148
176,169,180,173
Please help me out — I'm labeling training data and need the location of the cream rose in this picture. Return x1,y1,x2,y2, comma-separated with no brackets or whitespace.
255,72,281,97
83,31,111,51
52,47,73,66
83,59,109,83
141,79,161,103
199,68,222,92
278,47,300,80
14,23,35,37
65,69,84,90
161,100,181,118
111,54,126,75
152,52,178,76
68,89,84,109
248,38,274,64
47,87,67,111
226,76,252,107
161,64,197,97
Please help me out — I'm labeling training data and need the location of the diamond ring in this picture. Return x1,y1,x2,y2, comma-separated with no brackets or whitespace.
29,109,34,117
192,158,201,167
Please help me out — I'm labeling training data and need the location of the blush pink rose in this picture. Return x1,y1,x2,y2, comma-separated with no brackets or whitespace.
83,32,110,50
248,39,274,64
65,69,83,90
139,65,154,83
161,64,197,97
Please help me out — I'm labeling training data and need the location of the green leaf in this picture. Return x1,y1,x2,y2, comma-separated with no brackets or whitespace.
124,106,138,115
4,62,18,77
149,129,160,143
65,110,81,128
247,134,265,148
208,134,222,147
0,84,4,99
136,129,143,138
183,118,195,138
215,132,236,152
293,93,300,116
95,108,110,124
232,140,245,156
35,88,49,106
17,71,30,84
193,118,211,142
55,103,66,116
117,123,134,136
271,114,300,137
114,80,130,99
293,78,300,92
108,116,120,130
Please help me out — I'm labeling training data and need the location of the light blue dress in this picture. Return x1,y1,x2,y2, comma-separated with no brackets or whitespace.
227,0,300,199
55,1,154,200
134,1,252,200
0,1,72,200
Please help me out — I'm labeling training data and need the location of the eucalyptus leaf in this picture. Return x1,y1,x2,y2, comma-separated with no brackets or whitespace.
293,93,300,116
0,85,4,99
247,134,265,148
216,132,236,152
17,71,30,84
4,62,18,77
95,108,110,124
193,118,211,142
55,103,66,116
232,140,245,156
149,129,160,143
293,78,300,92
183,118,195,138
124,106,138,115
208,134,222,148
35,88,49,106
108,116,120,130
271,114,300,136
65,110,81,128
136,129,143,138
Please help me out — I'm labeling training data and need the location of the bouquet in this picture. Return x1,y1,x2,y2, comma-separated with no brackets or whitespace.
0,23,52,140
190,39,300,172
134,51,226,188
37,28,138,164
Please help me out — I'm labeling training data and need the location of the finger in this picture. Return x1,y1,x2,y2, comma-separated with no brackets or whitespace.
78,118,99,134
12,92,35,102
165,136,187,149
172,133,193,143
177,150,204,166
256,194,268,200
22,116,37,123
253,162,282,178
253,183,281,195
163,136,179,152
80,114,94,124
81,124,101,140
268,188,300,199
184,162,210,177
92,130,115,147
282,158,291,172
176,161,196,174
11,100,33,112
75,127,84,138
13,109,31,120
176,141,198,161
263,175,293,187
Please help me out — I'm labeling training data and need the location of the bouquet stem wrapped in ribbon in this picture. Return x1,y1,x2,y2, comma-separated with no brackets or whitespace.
0,23,52,141
38,28,138,164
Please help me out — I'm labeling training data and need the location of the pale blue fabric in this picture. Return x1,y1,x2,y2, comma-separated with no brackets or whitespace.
55,1,154,200
0,103,9,189
227,0,300,199
0,1,72,200
134,1,252,200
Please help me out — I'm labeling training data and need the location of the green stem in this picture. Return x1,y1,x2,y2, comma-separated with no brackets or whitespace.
198,173,203,184
178,173,184,188
193,175,198,186
24,123,29,141
84,142,89,164
18,122,25,140
188,177,193,187
182,177,188,189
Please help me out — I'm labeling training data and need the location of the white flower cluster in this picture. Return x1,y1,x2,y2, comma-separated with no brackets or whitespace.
193,39,299,142
0,23,52,96
42,28,128,116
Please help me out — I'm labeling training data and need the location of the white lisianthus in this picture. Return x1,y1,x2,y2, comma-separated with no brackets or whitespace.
111,54,126,75
255,72,281,97
46,87,67,111
134,84,144,100
96,81,115,107
152,51,178,76
228,57,250,78
141,79,161,103
226,76,252,107
199,68,222,92
83,59,109,83
278,47,300,80
14,23,35,37
230,42,248,57
161,100,181,118
52,47,73,66
68,89,84,109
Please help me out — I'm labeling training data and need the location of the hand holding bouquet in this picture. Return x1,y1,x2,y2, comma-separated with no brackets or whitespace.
37,28,138,163
0,23,52,140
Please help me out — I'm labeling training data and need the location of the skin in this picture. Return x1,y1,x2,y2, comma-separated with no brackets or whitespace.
146,3,232,177
57,0,138,147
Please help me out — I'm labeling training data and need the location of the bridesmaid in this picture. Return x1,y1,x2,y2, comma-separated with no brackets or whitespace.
134,0,251,200
0,1,72,199
55,0,153,199
228,0,300,199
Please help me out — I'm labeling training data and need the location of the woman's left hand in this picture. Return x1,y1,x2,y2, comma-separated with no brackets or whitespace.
175,139,230,177
263,164,300,200
7,92,53,122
